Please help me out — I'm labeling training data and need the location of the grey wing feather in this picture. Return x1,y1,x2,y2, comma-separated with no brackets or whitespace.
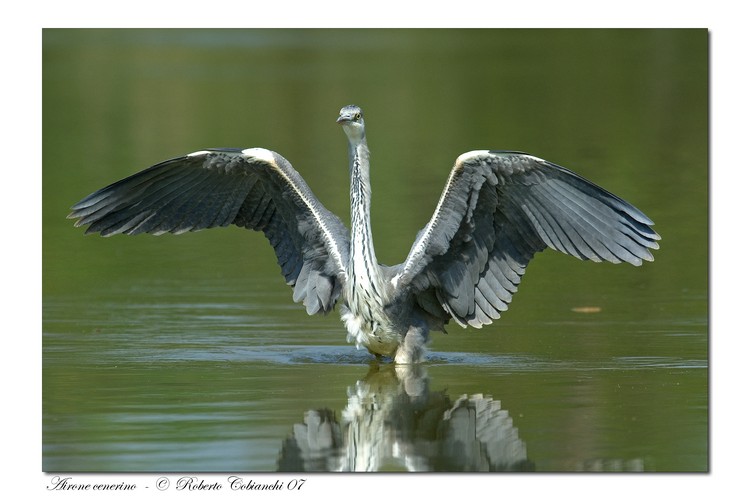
396,151,660,328
68,148,350,315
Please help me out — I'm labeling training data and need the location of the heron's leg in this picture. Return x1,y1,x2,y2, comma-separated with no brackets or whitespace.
394,363,428,397
394,325,429,364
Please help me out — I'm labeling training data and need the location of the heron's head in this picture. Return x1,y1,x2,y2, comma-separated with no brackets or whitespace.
337,105,366,144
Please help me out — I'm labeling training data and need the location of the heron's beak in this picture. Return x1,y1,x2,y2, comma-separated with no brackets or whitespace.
336,115,350,124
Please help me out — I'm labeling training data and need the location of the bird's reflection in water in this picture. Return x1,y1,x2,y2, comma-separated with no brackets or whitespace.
277,363,533,471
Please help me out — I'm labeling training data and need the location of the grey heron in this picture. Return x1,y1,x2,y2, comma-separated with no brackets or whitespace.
68,104,660,363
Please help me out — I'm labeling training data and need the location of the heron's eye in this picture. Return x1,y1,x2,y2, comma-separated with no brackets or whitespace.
354,113,361,121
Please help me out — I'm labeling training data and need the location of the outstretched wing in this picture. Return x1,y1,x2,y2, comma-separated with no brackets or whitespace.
68,147,350,315
393,150,660,328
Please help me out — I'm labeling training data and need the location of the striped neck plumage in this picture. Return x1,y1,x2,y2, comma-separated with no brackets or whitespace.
348,140,380,283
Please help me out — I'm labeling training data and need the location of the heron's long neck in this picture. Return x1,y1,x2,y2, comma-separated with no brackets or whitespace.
348,140,380,286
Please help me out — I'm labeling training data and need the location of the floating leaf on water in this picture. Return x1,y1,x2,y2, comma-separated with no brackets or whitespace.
571,306,602,313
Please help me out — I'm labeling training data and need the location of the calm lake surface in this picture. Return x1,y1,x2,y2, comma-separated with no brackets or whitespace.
42,29,708,472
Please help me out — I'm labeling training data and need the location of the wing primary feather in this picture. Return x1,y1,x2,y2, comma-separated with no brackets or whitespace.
166,173,225,233
208,175,256,229
484,257,516,301
69,161,189,215
546,177,658,249
542,180,655,263
169,173,236,234
530,184,609,262
476,278,507,317
183,172,241,231
518,190,582,258
153,171,240,234
100,166,209,235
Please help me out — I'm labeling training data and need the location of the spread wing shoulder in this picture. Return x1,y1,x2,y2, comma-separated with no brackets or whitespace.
393,150,660,328
68,147,350,314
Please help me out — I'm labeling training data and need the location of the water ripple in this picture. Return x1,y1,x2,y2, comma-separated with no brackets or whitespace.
135,344,706,372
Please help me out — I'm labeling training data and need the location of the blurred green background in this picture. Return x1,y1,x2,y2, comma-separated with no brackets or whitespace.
43,29,707,471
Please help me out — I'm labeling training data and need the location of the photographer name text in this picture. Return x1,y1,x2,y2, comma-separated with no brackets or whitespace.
47,475,308,493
